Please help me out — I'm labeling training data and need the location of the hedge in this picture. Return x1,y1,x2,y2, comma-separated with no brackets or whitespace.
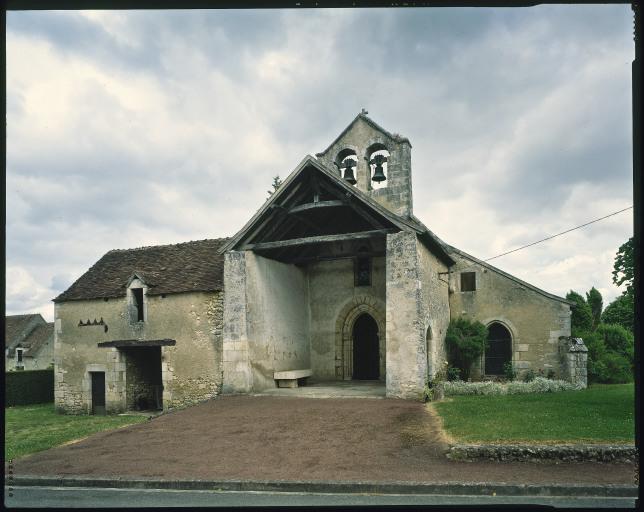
5,369,54,406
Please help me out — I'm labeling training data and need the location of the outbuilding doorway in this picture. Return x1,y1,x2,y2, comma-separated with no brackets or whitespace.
123,346,163,411
352,313,380,380
90,371,106,415
485,322,512,375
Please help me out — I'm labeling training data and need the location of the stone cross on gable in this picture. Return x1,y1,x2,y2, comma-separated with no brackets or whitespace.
361,108,368,115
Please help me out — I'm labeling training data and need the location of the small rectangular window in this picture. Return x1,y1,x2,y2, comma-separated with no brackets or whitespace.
16,348,23,363
460,272,476,292
132,288,145,321
354,257,372,287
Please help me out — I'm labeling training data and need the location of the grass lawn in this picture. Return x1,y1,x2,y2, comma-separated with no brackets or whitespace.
5,403,148,460
433,384,635,444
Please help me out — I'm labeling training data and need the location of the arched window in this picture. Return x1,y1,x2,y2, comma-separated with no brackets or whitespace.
485,322,512,375
366,143,390,190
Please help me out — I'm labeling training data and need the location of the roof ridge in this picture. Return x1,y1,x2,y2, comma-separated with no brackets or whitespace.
445,244,573,305
317,112,410,157
107,237,231,253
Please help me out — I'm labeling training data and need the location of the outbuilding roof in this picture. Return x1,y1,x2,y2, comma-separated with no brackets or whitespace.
4,314,54,357
5,314,39,344
23,322,55,356
53,238,229,303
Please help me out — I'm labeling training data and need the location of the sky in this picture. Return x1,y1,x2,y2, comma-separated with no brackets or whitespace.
6,6,635,322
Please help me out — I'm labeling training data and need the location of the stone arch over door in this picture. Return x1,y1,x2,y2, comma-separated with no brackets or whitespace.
335,296,386,381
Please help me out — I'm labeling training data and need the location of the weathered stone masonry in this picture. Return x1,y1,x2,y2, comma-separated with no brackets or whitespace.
53,112,581,413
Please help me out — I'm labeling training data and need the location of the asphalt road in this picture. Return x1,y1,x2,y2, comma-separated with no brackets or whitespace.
3,486,638,508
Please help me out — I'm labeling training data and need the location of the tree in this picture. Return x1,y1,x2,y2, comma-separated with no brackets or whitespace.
566,290,593,336
601,293,634,333
612,237,634,296
445,317,488,381
579,323,634,384
267,175,283,198
585,287,603,331
596,323,634,364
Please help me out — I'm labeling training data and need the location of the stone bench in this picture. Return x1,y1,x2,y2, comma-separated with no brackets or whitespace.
274,369,313,388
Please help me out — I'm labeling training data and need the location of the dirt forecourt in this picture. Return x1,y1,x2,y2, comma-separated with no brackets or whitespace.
9,396,636,485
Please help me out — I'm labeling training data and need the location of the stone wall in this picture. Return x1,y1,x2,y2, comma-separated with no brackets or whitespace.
448,251,572,379
5,339,54,372
448,444,636,463
309,256,386,381
416,241,451,380
221,251,251,393
222,251,311,392
54,290,223,414
245,252,310,390
316,116,413,217
385,231,427,399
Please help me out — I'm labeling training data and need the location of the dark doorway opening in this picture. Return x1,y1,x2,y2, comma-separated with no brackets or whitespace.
123,346,163,411
91,372,106,415
353,314,379,380
485,323,512,375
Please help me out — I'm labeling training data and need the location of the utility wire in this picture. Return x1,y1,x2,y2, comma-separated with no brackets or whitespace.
483,206,633,262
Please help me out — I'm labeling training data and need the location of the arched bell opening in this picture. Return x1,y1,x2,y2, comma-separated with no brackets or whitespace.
365,143,390,190
485,322,513,376
335,148,358,186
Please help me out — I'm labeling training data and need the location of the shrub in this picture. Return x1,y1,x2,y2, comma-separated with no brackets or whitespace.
445,317,488,381
596,323,634,363
5,369,54,406
442,377,582,396
546,369,556,380
581,325,634,384
447,366,461,381
523,369,536,383
502,361,517,381
600,352,633,384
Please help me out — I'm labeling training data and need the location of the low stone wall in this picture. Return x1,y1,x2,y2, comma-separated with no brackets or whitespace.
447,444,637,463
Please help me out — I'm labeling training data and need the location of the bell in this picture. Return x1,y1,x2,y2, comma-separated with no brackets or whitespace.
370,154,387,182
342,160,357,185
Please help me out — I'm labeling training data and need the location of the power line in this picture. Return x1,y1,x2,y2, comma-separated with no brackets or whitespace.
483,206,633,262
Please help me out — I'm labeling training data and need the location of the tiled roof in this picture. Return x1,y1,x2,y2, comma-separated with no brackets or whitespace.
5,314,40,345
5,314,52,357
54,238,229,303
23,322,54,357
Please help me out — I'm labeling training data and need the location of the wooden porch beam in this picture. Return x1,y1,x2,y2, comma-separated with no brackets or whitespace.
288,200,344,214
243,229,395,251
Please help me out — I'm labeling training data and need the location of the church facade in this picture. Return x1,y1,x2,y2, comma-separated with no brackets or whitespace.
53,113,578,414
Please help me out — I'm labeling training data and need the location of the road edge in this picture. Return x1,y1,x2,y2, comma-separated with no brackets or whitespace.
5,476,639,497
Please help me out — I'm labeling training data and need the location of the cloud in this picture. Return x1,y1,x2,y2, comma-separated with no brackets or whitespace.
6,5,634,321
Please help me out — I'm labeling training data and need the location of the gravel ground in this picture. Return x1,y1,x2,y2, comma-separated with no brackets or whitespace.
9,396,637,485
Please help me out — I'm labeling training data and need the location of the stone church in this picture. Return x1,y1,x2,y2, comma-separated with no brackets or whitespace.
53,112,578,415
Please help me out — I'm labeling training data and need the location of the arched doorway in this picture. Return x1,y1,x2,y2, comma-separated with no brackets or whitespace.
485,322,512,375
426,325,433,379
352,313,379,380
